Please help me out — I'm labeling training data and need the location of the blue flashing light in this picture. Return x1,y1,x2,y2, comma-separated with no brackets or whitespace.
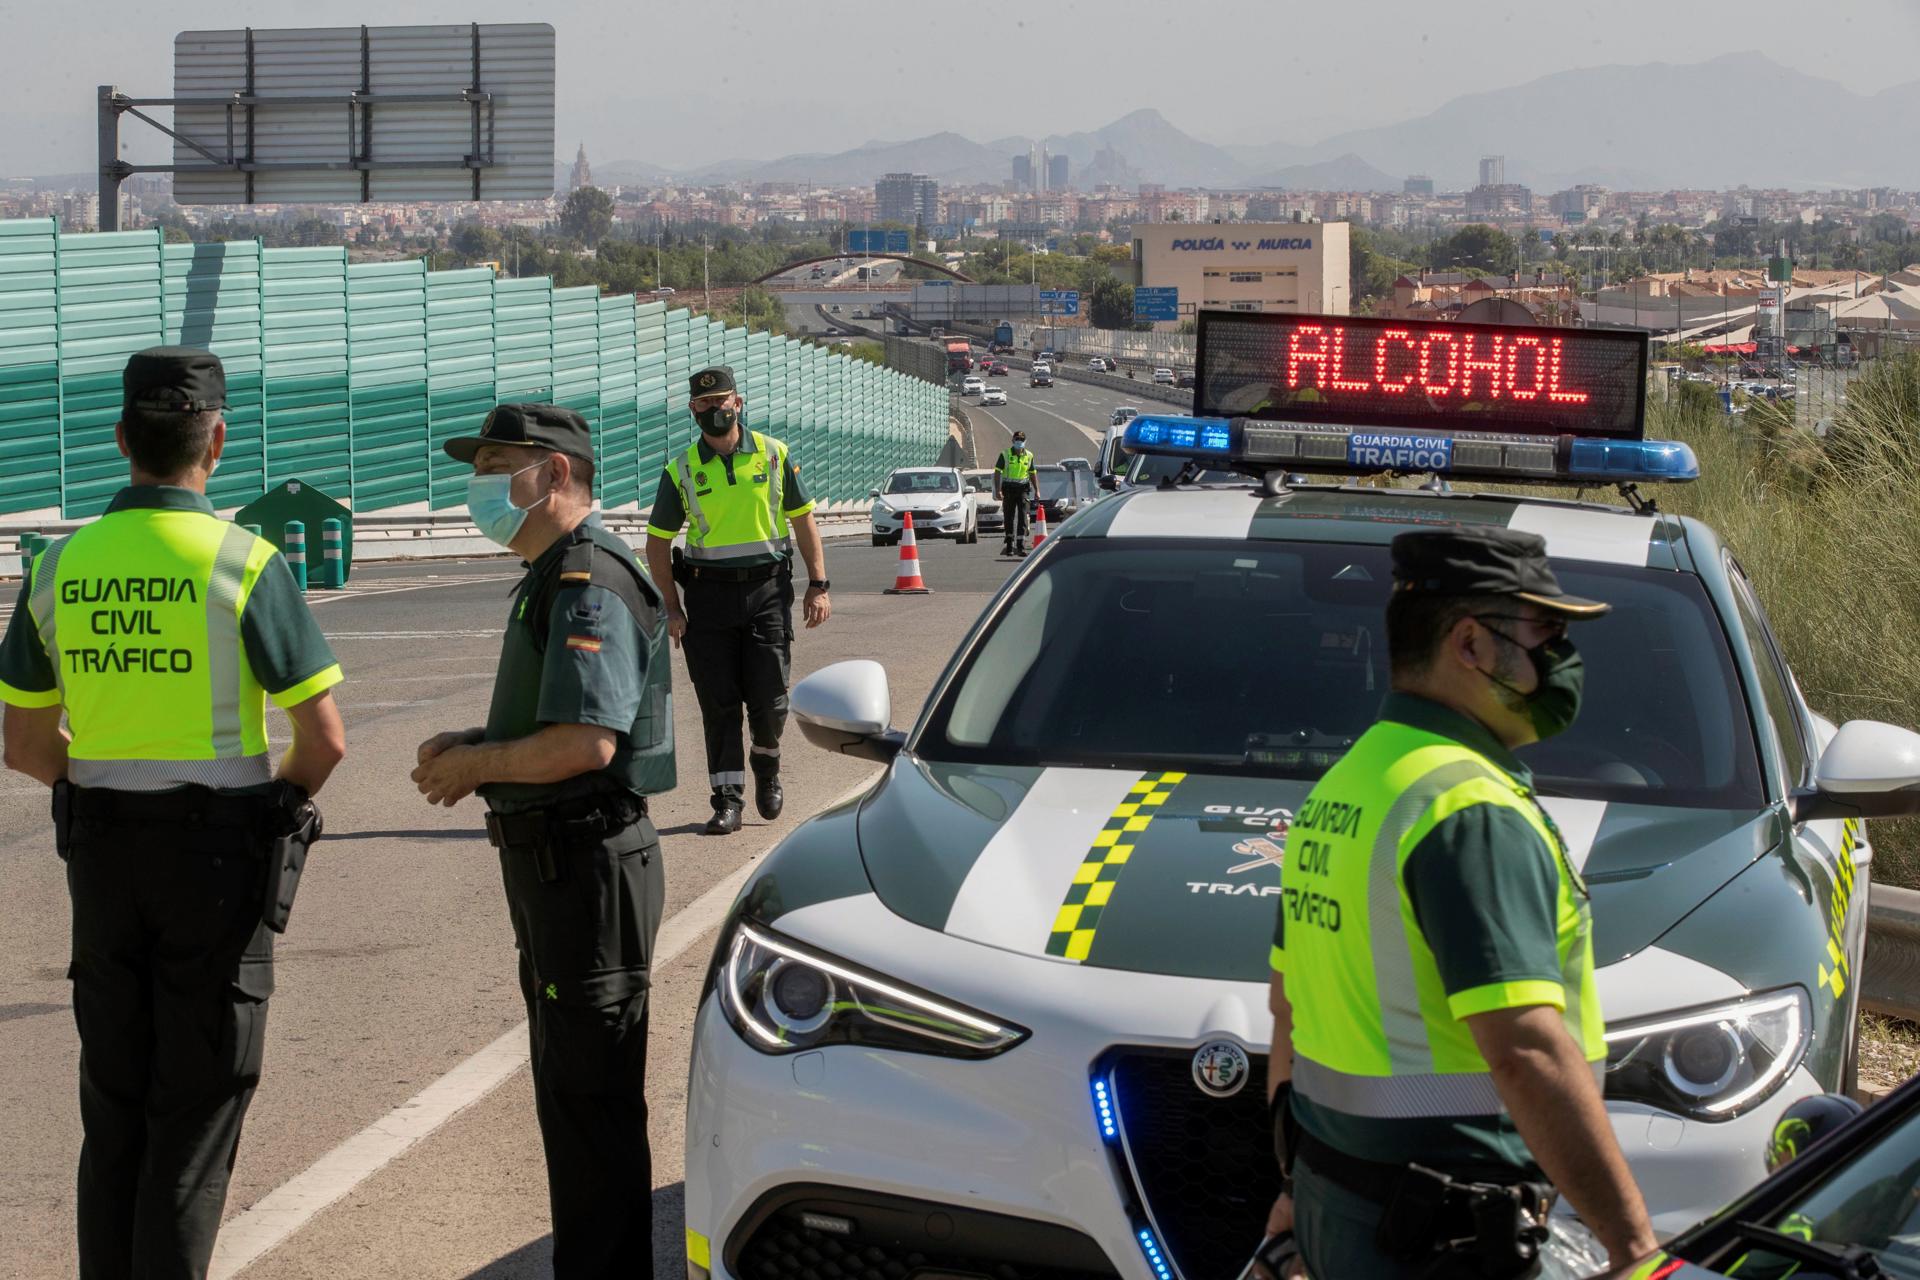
1091,1077,1119,1142
1566,437,1699,482
1136,1227,1175,1280
1122,413,1701,487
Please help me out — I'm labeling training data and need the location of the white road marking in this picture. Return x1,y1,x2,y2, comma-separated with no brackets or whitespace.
210,770,883,1277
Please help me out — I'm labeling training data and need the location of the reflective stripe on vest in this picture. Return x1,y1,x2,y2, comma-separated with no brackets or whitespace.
1281,722,1603,1119
33,510,279,791
678,432,795,561
998,448,1034,481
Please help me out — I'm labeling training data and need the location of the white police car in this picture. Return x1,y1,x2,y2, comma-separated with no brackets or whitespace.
683,314,1920,1280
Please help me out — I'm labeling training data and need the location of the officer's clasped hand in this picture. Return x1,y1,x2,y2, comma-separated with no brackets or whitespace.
411,731,483,807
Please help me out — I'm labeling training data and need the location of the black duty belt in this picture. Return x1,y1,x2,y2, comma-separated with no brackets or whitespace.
1298,1131,1537,1205
684,561,783,584
484,793,648,850
71,784,271,830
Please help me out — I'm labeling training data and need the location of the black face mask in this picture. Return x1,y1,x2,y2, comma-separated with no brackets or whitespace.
1478,624,1585,741
696,405,739,436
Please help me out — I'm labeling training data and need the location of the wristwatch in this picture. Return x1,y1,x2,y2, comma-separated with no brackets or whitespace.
808,580,831,592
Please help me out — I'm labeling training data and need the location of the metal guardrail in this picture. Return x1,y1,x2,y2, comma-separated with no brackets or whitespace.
1866,884,1920,1024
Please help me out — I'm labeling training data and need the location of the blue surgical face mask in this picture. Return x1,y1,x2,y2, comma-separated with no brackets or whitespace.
466,459,552,547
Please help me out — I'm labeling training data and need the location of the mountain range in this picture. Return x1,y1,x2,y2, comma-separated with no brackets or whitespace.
595,52,1920,194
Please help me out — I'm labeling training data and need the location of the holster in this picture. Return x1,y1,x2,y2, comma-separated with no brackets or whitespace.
263,788,324,934
1374,1163,1552,1279
671,543,688,587
51,779,74,862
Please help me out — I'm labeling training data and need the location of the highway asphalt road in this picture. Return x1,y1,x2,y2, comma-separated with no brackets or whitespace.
0,537,1022,1278
958,372,1137,468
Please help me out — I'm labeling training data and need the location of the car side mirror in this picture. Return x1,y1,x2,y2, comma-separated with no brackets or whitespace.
792,660,905,763
1098,474,1120,491
1791,719,1920,822
868,488,881,498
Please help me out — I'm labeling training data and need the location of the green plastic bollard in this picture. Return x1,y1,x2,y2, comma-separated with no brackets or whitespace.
243,523,262,538
19,532,45,563
284,520,308,593
321,518,345,589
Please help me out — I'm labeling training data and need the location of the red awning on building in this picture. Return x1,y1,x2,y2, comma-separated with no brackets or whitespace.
1701,341,1757,354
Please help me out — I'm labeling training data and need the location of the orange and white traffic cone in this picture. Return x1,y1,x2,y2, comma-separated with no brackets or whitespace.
885,512,933,595
1031,501,1048,549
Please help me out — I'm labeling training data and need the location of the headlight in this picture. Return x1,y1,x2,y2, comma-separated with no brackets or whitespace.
718,921,1028,1058
1603,986,1809,1120
941,499,962,513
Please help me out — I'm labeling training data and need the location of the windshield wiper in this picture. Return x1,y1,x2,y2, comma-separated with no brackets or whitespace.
1725,1220,1885,1278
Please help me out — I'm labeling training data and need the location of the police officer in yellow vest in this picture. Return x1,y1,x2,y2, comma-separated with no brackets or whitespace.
1257,527,1656,1280
644,365,831,836
0,347,346,1279
994,430,1036,556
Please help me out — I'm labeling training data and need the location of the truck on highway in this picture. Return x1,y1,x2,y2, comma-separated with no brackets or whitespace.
944,339,974,376
991,321,1015,353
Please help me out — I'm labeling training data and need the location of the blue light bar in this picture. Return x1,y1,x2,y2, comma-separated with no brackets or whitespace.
1121,415,1699,486
1091,1077,1119,1142
1566,437,1699,481
1136,1227,1175,1280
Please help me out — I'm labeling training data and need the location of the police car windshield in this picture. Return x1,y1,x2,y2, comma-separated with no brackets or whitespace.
885,471,959,495
919,539,1765,808
1677,1099,1920,1276
1128,452,1249,487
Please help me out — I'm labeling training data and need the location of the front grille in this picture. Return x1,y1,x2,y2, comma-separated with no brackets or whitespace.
1109,1049,1278,1280
730,1186,1117,1280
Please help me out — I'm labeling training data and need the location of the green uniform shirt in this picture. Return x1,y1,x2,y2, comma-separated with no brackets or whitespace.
645,430,814,568
1274,693,1579,1172
480,516,668,813
0,485,341,722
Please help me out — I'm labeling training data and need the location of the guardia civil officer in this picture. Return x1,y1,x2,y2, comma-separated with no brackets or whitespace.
411,403,674,1278
993,430,1036,556
1256,527,1657,1279
0,347,346,1280
643,365,831,837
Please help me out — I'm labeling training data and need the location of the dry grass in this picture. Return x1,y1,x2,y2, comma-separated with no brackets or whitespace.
1648,361,1920,889
1858,1013,1920,1096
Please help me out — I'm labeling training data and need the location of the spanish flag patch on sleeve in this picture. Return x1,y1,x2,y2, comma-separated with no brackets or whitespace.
566,634,603,653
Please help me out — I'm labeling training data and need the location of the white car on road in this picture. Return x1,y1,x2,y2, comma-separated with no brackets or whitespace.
1151,367,1176,385
980,386,1008,407
867,466,977,545
961,375,986,396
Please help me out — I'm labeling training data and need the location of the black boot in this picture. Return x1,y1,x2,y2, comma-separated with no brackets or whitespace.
704,796,743,835
755,773,784,820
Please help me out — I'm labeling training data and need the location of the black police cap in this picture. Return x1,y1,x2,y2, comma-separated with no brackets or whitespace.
689,365,736,398
1390,526,1609,618
123,346,227,414
442,403,595,465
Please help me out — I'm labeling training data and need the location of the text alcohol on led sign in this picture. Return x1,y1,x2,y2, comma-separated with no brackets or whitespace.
1195,312,1647,439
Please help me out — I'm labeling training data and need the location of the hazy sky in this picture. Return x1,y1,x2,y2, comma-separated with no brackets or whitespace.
10,0,1919,176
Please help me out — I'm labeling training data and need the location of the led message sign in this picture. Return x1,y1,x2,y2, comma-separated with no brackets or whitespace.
1195,312,1647,439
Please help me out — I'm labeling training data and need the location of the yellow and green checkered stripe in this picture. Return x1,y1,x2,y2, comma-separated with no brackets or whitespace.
1046,771,1186,962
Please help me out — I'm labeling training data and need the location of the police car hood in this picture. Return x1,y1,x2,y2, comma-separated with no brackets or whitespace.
857,758,1769,984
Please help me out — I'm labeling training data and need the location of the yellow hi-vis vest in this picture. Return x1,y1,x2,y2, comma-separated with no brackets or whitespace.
1279,719,1605,1119
997,447,1035,482
28,508,287,790
669,432,795,561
